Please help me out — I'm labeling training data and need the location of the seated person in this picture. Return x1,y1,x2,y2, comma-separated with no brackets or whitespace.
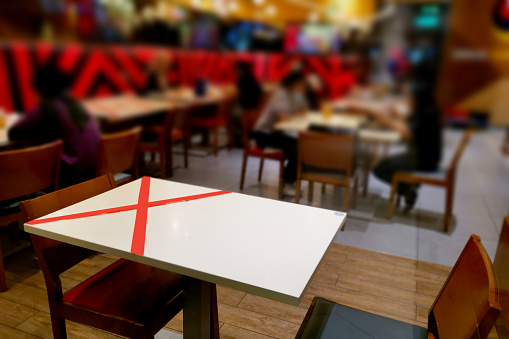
252,72,309,196
140,51,172,95
235,61,263,111
9,62,101,188
351,60,442,211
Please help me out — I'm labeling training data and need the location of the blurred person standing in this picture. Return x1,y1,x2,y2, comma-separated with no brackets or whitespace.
252,72,309,196
8,62,100,188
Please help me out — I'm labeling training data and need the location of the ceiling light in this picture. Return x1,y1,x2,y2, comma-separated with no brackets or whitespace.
254,0,264,5
227,1,239,12
266,5,276,16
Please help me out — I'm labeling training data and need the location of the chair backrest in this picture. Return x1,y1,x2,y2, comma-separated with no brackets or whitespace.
96,127,142,178
0,139,62,201
241,92,271,150
298,131,355,177
494,217,509,332
19,174,116,301
428,235,501,339
447,128,473,180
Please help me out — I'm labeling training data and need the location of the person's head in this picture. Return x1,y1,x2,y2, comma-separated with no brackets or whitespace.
149,51,171,73
281,71,306,93
235,61,253,78
32,62,70,99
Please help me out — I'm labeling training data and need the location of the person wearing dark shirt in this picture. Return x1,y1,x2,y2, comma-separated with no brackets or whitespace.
9,62,101,188
352,60,442,211
235,61,263,111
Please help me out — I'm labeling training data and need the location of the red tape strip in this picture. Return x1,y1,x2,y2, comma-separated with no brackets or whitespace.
130,176,151,255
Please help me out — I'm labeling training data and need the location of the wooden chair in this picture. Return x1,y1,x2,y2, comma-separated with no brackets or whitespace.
387,129,473,232
296,132,359,211
494,217,509,334
96,126,142,186
139,108,189,178
19,175,185,339
296,235,501,339
239,103,285,199
189,94,236,156
0,139,62,292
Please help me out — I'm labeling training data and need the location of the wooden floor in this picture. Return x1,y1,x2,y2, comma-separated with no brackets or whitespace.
0,243,499,338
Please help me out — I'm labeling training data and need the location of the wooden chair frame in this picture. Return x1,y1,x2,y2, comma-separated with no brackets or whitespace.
297,235,500,339
387,129,473,232
0,139,62,292
19,175,185,339
96,126,142,185
295,132,359,211
140,108,189,178
239,101,285,199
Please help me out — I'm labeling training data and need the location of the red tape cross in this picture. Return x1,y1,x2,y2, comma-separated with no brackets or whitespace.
27,177,232,256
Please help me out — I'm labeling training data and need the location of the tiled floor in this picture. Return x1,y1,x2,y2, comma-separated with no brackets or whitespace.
166,127,509,267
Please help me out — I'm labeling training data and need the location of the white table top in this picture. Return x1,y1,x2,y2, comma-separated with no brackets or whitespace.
24,177,345,305
82,95,177,121
0,113,21,146
275,112,401,144
275,112,366,132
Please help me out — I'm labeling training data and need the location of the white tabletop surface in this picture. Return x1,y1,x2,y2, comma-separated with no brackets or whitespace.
82,95,177,121
24,177,345,305
275,112,401,143
0,113,21,146
275,112,366,132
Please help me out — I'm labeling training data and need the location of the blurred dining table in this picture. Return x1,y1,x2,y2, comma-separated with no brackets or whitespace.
82,94,178,123
275,111,402,144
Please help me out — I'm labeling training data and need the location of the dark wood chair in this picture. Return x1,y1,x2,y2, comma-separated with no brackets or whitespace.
387,129,473,232
189,93,236,156
296,132,359,211
19,175,184,339
239,101,285,199
0,139,62,292
296,235,500,339
139,108,189,178
96,126,142,186
494,217,509,336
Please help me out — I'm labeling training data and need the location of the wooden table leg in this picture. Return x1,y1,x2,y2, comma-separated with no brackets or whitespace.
183,276,219,339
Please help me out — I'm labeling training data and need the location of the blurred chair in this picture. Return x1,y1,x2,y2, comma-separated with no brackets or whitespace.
387,129,473,232
0,140,62,292
296,132,359,211
494,217,509,336
139,108,189,178
239,102,284,199
96,126,142,186
296,235,500,339
189,94,236,156
20,175,185,339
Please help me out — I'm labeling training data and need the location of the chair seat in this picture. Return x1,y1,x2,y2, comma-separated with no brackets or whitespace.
62,259,183,324
190,117,227,128
247,146,284,159
299,298,428,339
113,172,132,183
410,169,447,180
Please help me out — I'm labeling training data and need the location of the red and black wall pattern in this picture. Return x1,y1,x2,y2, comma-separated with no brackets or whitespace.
0,43,356,113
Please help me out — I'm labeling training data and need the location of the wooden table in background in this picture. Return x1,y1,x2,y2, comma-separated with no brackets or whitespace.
82,95,177,122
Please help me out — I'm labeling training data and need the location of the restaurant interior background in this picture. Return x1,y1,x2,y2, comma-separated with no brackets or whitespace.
1,0,509,338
